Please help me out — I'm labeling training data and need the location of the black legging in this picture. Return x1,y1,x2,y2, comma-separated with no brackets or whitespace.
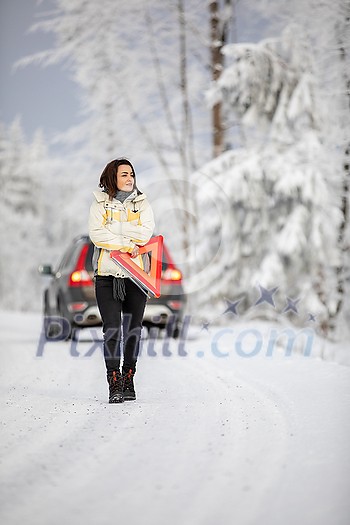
95,276,147,374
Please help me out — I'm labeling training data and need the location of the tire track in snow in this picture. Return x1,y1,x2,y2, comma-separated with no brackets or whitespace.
1,345,291,525
2,321,349,525
162,353,292,525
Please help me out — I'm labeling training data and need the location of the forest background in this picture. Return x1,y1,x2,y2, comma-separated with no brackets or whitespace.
0,0,349,341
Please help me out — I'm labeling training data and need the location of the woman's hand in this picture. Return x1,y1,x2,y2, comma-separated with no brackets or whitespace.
131,245,140,258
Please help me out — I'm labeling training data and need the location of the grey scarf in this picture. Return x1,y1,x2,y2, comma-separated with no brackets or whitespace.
115,190,133,203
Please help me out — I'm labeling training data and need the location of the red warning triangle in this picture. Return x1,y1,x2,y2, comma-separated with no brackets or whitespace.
110,235,163,298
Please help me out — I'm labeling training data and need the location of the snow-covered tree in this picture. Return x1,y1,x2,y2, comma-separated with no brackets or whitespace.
193,8,347,335
16,0,238,262
231,0,350,335
190,141,341,330
206,24,318,144
0,117,93,311
0,119,46,310
17,1,206,170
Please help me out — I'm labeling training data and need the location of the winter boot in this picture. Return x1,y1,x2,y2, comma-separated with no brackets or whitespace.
107,370,124,403
123,369,136,401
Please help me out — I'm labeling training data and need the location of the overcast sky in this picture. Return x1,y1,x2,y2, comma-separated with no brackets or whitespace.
0,0,266,145
0,0,80,141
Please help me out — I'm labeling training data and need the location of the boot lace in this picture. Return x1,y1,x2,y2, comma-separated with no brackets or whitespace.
123,369,135,392
109,370,122,397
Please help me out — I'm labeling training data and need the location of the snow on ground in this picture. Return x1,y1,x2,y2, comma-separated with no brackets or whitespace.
1,311,350,525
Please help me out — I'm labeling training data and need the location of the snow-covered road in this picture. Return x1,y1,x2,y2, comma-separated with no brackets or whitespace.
1,312,349,525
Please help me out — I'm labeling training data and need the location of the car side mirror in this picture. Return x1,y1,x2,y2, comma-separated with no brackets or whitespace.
38,264,53,276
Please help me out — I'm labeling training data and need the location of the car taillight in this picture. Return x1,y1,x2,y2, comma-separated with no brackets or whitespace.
68,302,88,312
69,270,93,287
162,268,182,281
167,300,183,310
68,244,93,287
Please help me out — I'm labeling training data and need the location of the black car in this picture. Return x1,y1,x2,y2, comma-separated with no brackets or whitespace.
39,235,186,340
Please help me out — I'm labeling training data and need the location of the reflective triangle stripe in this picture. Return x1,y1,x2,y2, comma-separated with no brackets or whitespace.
110,236,163,298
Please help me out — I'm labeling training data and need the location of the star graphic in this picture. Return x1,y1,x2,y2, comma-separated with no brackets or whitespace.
282,297,300,314
254,284,279,308
200,321,211,332
223,299,241,316
308,313,317,322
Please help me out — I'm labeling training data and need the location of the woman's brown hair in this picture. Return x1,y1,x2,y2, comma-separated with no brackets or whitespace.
99,158,139,199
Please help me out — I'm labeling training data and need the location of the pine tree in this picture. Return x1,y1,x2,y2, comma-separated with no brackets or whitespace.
246,0,350,334
195,18,344,334
0,119,44,310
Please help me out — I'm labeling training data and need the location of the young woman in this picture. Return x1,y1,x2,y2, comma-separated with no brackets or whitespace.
89,158,155,403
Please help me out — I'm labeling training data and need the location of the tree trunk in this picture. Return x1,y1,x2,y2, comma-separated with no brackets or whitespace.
209,0,224,158
209,0,234,157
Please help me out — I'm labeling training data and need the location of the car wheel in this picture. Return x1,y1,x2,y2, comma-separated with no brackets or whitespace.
69,326,79,341
43,295,60,340
143,321,161,339
43,317,60,339
172,325,180,339
57,298,76,341
43,297,74,342
165,317,180,339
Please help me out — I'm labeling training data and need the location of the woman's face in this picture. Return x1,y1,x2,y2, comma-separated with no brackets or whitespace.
116,164,135,191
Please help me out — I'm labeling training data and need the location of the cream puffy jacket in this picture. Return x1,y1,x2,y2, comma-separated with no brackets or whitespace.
89,189,155,277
